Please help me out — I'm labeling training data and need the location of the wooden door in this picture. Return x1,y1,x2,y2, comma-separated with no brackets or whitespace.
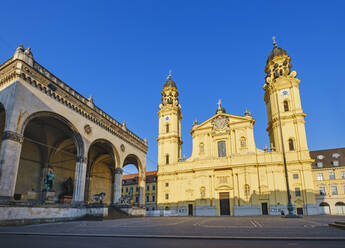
188,204,193,216
261,202,268,215
219,192,230,215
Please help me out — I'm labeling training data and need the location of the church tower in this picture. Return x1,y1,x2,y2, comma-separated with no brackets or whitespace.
264,38,309,155
157,72,182,167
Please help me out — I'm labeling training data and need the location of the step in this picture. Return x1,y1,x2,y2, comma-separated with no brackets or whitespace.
329,223,345,230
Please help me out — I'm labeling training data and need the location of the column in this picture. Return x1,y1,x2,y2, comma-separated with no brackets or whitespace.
138,171,146,208
0,131,23,202
112,168,123,205
72,156,87,205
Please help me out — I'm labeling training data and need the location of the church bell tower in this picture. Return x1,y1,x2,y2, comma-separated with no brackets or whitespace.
157,72,182,167
264,38,309,155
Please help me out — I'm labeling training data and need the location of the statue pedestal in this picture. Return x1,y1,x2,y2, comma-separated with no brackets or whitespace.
61,195,72,204
43,191,56,204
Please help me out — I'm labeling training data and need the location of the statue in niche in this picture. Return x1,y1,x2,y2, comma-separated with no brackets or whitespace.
62,177,73,196
44,168,55,191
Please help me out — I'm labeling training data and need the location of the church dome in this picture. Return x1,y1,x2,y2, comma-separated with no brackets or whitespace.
216,100,226,114
163,79,177,88
267,46,287,62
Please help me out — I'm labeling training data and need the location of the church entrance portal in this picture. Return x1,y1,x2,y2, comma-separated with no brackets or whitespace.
261,202,268,215
188,204,193,216
219,192,230,215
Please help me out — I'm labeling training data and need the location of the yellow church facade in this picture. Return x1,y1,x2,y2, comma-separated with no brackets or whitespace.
156,41,318,216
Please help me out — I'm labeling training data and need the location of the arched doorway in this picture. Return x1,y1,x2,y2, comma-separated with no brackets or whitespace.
14,112,82,204
319,202,331,215
335,202,345,215
0,103,5,152
86,139,116,205
122,154,144,207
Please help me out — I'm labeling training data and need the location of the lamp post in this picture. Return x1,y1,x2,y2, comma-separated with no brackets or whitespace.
275,92,295,217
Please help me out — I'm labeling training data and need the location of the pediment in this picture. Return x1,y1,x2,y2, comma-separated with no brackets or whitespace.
193,113,252,132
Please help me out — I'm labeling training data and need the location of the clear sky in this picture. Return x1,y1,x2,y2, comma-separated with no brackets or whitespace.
1,1,344,174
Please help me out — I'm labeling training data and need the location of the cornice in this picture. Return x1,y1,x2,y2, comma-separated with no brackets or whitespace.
0,58,148,153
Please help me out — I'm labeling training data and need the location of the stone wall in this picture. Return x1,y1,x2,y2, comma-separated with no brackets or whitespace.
0,205,108,225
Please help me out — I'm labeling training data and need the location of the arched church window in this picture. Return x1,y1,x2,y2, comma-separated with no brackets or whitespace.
166,124,169,133
199,143,204,154
288,138,294,151
165,154,169,165
217,141,226,157
240,137,246,148
284,100,289,112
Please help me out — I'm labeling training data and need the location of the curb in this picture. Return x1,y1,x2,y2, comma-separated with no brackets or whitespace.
0,232,345,241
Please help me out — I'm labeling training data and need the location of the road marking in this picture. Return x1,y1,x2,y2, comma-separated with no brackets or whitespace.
253,220,263,228
250,220,257,228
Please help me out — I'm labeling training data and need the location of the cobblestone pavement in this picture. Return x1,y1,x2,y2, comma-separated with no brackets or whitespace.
0,216,345,238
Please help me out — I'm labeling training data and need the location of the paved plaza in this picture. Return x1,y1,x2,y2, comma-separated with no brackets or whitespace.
0,216,345,247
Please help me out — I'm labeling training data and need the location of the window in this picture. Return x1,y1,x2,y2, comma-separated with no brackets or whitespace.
240,137,246,148
317,155,325,160
329,172,335,180
288,139,294,151
146,185,150,191
135,196,139,203
332,153,340,159
217,141,226,157
331,186,338,195
152,184,156,190
165,194,169,200
126,187,128,193
317,162,323,168
121,188,123,193
295,187,301,197
146,195,149,202
317,173,323,181
319,186,326,196
293,174,299,179
165,182,169,187
166,124,169,133
166,154,169,165
333,161,339,166
136,186,138,192
199,143,204,154
152,195,155,202
341,171,345,179
284,100,289,112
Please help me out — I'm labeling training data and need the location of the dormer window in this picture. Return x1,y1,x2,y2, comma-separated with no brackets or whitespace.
317,155,325,160
332,153,340,159
317,162,323,168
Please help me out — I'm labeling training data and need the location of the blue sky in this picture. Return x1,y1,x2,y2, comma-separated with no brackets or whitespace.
1,1,344,173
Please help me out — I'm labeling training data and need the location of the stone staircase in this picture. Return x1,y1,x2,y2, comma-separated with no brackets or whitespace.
329,221,345,230
105,206,131,219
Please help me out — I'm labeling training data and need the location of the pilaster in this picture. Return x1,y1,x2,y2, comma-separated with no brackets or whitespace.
72,156,87,205
0,131,23,201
